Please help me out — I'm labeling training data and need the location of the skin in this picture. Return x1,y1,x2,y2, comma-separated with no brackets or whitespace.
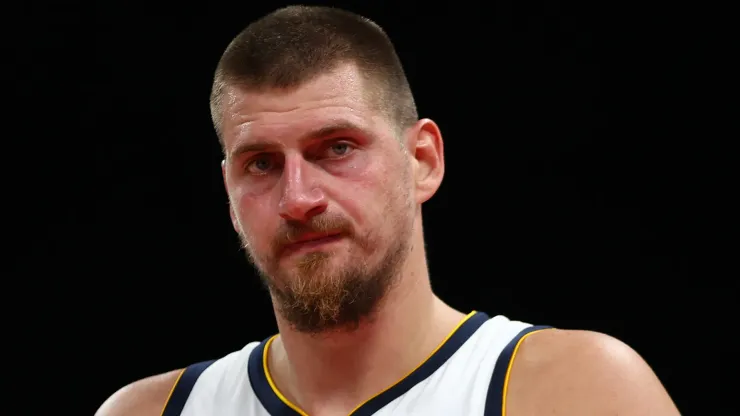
95,63,680,416
222,62,427,334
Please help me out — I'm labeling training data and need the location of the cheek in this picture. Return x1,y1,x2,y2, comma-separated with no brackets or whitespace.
324,150,371,179
328,153,400,228
233,188,277,244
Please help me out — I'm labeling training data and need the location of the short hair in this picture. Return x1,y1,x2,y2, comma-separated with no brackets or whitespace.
209,5,418,146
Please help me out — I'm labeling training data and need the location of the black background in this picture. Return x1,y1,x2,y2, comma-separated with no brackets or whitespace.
7,1,731,414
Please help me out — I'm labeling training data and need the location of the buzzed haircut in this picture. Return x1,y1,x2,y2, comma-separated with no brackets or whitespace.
209,5,418,145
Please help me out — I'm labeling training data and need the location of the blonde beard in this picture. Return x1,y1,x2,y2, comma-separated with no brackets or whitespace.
240,222,411,333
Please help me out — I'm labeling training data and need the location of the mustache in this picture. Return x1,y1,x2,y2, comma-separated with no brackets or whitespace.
271,213,353,252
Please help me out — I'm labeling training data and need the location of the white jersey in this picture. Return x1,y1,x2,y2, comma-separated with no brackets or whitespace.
161,312,551,416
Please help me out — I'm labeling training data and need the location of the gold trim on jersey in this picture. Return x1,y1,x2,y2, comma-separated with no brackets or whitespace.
501,329,549,416
263,335,309,416
262,310,479,416
159,368,187,416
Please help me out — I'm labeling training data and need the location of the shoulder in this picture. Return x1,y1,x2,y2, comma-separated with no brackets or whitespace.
505,328,680,415
95,369,183,416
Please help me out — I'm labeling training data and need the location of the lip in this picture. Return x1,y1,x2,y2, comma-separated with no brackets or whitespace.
283,232,344,255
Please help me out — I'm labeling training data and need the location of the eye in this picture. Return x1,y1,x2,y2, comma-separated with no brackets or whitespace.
325,142,353,158
245,154,276,175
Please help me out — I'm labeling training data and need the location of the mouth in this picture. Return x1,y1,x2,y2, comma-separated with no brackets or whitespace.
283,232,344,255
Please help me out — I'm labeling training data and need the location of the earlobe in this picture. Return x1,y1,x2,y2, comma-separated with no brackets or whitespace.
411,119,445,204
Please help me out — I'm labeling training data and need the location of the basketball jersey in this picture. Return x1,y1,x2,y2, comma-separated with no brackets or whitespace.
161,311,551,416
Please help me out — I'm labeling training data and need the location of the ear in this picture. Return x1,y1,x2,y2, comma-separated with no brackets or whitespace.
222,159,240,233
405,118,445,204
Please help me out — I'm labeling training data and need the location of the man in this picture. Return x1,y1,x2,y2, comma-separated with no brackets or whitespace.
96,5,679,416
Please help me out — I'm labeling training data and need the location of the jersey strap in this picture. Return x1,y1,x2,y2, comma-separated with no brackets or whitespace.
161,359,217,416
483,325,553,416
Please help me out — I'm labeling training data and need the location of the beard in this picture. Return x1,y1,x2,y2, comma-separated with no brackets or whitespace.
239,202,414,335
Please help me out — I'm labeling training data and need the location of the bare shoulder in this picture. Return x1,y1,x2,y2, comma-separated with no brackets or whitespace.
506,328,680,416
95,369,183,416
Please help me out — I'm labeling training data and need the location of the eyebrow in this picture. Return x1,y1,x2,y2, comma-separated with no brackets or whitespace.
228,120,364,161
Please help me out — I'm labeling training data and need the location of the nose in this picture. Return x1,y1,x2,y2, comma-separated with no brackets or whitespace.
278,156,328,223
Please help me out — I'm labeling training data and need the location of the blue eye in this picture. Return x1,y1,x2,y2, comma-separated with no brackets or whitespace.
330,143,350,156
246,155,274,174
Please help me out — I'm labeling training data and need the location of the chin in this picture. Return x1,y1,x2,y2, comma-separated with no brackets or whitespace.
294,252,350,278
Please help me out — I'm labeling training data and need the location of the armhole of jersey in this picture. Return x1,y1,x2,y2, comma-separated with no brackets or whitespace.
160,360,216,416
483,325,552,416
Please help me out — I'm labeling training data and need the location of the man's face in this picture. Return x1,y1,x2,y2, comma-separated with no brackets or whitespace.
220,63,416,333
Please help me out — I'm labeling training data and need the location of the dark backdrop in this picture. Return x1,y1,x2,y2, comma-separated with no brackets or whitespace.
7,1,729,414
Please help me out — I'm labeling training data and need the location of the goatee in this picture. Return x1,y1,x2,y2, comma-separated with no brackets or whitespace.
240,213,412,334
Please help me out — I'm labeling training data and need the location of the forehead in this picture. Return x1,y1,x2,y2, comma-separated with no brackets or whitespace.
221,64,386,154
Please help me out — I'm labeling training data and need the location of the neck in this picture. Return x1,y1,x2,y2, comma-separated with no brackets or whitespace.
266,231,465,415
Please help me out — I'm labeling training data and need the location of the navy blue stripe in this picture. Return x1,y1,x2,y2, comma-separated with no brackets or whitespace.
161,360,217,416
247,312,491,416
351,312,490,416
248,338,301,416
483,325,552,416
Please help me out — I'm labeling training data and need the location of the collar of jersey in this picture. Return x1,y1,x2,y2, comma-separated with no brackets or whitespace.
247,311,490,416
